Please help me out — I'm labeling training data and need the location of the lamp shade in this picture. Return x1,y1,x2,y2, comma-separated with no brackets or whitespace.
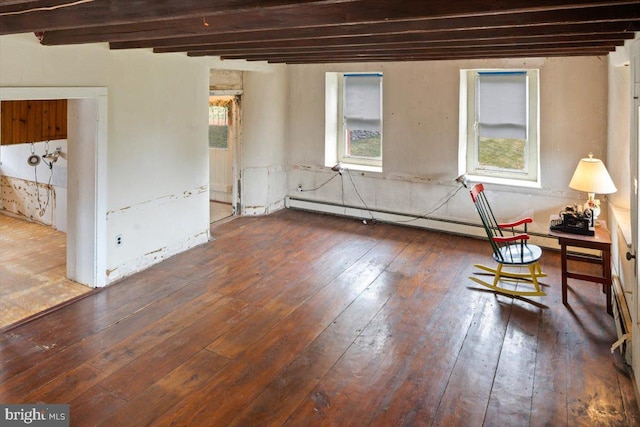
569,154,617,195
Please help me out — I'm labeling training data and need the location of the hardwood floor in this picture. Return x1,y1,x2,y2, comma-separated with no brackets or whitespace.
1,209,638,426
0,214,91,329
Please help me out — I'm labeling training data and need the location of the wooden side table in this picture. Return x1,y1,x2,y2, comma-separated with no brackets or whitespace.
549,220,613,315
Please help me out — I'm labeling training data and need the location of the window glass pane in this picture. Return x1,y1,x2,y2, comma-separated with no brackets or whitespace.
478,137,526,170
209,105,229,149
343,75,382,160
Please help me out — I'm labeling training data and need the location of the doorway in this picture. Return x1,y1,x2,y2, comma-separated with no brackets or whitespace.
0,87,108,287
209,93,241,223
0,88,107,328
0,109,82,328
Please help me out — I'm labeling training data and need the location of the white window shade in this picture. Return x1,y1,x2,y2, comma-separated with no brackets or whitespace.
477,72,527,140
344,74,381,132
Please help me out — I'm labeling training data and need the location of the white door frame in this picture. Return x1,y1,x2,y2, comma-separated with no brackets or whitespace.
633,82,640,388
629,38,640,395
0,87,108,288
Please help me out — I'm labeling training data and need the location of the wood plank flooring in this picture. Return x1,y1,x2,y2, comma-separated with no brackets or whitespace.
1,209,638,426
0,214,91,329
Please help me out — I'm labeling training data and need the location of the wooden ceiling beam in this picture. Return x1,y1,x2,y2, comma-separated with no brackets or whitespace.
4,0,638,34
110,9,640,51
0,0,41,5
150,27,634,54
37,1,640,45
0,0,345,33
161,42,632,60
191,42,617,59
213,46,614,62
268,50,613,64
2,0,636,64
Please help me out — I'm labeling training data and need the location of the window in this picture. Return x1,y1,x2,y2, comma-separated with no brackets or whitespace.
459,69,540,187
326,72,383,172
209,101,229,149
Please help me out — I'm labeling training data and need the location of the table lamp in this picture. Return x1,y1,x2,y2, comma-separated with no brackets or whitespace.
568,153,617,222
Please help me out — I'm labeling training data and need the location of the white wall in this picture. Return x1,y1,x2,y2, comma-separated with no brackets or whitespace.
286,57,608,236
0,34,211,284
241,65,288,215
608,49,632,211
0,139,67,231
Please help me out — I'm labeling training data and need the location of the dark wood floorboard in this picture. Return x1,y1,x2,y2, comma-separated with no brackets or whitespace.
0,209,638,426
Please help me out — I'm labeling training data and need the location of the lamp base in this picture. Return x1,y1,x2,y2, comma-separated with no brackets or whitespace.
583,202,600,218
583,195,601,225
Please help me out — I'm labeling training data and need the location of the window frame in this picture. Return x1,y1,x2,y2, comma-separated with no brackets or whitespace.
458,68,540,188
325,72,383,172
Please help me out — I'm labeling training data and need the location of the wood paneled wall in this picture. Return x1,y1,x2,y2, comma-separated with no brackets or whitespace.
1,100,68,145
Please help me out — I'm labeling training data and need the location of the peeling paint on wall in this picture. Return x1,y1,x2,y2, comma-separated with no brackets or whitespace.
242,166,286,216
104,182,210,285
106,185,208,219
106,229,209,283
0,175,56,226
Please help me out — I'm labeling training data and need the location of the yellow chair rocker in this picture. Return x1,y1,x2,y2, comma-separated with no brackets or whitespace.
469,183,546,297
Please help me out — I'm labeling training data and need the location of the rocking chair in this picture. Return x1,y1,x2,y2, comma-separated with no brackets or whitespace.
469,183,546,297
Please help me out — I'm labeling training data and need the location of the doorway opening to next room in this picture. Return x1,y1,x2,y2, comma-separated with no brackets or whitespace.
209,94,240,223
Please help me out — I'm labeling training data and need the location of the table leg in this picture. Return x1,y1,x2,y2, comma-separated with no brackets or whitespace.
561,243,568,306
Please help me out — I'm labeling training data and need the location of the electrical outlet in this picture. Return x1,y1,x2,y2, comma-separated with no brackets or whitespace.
116,234,123,246
297,185,302,192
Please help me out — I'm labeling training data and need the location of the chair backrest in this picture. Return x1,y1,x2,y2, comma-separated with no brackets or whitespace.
470,183,505,261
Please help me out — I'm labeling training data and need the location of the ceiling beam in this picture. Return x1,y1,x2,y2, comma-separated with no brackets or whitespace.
149,26,635,55
110,18,640,51
266,50,614,64
153,39,631,63
2,0,636,64
0,0,346,33
0,0,45,5
192,42,616,58
34,1,640,45
5,0,639,34
211,46,613,62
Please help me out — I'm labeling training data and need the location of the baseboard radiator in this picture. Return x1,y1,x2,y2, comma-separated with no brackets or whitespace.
610,206,634,365
285,196,558,249
612,274,633,364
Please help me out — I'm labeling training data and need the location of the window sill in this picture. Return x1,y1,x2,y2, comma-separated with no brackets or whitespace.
340,163,383,173
466,174,541,189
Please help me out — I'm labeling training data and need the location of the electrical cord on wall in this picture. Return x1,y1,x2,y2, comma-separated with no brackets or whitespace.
36,166,54,218
346,169,375,221
298,173,340,192
297,167,465,225
392,184,465,224
30,142,54,217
